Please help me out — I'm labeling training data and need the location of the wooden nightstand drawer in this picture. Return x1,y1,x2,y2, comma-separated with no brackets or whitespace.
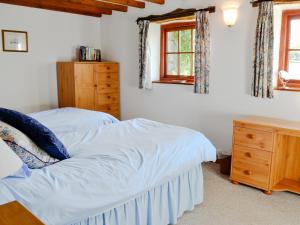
234,127,273,152
233,145,272,167
231,158,271,190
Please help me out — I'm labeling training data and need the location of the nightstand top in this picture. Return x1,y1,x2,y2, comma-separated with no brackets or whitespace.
234,116,300,132
0,201,44,225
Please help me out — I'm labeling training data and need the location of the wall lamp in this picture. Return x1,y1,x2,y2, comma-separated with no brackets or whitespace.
223,7,238,27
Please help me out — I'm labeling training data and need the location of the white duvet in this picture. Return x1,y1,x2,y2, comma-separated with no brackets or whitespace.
0,108,216,225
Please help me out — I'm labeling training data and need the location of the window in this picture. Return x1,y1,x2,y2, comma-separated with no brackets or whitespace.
159,22,196,84
279,10,300,89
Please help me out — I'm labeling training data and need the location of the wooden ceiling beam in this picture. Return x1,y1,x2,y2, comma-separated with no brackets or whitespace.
0,0,112,17
0,0,167,17
98,0,145,8
144,0,165,4
69,0,127,12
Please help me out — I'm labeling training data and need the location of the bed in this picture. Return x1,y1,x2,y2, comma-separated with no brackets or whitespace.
0,107,216,225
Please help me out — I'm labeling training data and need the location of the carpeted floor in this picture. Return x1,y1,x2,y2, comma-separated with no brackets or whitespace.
177,163,300,225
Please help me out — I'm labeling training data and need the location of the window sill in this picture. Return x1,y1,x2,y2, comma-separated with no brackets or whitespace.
152,80,194,85
274,87,300,92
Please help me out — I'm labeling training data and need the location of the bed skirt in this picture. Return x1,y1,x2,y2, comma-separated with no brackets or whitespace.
71,165,203,225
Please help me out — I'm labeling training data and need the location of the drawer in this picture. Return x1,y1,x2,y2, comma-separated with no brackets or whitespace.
97,81,119,94
96,92,119,105
231,156,271,190
234,127,273,151
234,121,273,132
95,103,119,118
94,64,118,73
95,72,118,83
233,145,272,167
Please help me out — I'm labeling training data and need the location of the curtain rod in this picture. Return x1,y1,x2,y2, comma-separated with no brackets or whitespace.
251,0,271,7
195,6,216,13
251,0,300,7
136,6,216,24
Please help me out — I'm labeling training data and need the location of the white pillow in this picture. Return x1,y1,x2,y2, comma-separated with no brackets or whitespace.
0,138,23,179
0,121,59,169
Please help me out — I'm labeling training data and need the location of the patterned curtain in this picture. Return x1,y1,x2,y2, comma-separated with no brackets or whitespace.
252,1,274,99
138,20,150,89
194,11,210,94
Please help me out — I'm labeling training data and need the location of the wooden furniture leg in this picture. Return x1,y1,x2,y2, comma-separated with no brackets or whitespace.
263,190,273,195
231,180,239,185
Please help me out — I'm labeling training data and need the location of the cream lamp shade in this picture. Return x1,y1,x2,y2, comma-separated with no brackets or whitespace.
223,8,238,27
0,138,23,179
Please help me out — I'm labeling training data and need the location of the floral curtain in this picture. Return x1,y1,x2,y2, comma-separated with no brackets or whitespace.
194,11,210,94
252,1,274,99
138,20,150,89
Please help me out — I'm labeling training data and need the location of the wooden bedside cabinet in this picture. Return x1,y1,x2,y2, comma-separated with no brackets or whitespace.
230,116,300,195
0,201,44,225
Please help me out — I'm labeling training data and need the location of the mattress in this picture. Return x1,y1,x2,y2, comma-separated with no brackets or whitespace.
0,108,216,225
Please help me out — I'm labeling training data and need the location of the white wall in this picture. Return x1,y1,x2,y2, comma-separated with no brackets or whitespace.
0,4,101,113
101,0,300,154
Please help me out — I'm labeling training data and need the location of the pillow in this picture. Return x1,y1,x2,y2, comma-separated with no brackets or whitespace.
0,138,23,178
0,121,59,169
0,108,69,160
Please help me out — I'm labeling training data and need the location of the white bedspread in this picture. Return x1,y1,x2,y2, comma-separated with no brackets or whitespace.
0,108,216,225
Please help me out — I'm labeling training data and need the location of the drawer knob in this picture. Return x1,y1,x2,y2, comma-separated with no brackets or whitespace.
246,134,255,139
107,96,111,99
245,152,252,158
94,84,97,88
107,107,111,110
107,66,111,70
107,84,111,87
244,170,253,175
107,75,111,79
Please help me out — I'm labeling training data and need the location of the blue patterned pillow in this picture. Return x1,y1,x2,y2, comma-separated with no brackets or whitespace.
0,108,69,160
0,121,59,169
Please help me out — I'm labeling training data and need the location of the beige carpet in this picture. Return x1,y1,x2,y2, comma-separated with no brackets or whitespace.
177,163,300,225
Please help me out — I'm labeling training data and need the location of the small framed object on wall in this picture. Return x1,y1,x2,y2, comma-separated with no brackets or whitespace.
2,30,28,52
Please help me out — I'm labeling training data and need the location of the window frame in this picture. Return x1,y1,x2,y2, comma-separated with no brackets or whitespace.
159,22,196,84
278,9,300,90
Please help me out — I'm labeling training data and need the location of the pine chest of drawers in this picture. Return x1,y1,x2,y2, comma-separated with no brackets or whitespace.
57,61,120,119
230,116,300,195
